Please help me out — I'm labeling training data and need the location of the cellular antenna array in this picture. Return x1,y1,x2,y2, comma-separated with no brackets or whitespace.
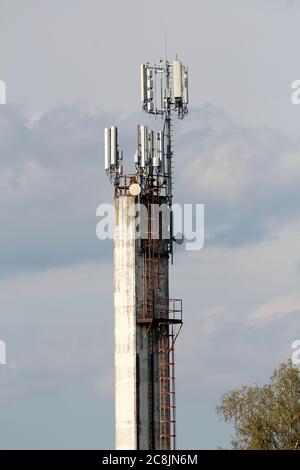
104,57,189,450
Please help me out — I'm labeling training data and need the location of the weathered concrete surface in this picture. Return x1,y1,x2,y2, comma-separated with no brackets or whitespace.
114,195,170,450
114,195,137,450
135,224,169,449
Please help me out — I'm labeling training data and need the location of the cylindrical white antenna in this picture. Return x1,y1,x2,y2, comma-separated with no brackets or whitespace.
140,125,148,168
110,126,117,166
173,59,182,99
104,127,111,170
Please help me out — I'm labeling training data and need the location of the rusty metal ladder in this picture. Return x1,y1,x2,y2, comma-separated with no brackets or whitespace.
159,322,177,450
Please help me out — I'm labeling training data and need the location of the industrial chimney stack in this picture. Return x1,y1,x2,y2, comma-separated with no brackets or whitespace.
105,58,189,450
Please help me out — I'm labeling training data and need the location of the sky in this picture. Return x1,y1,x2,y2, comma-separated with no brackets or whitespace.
0,0,300,449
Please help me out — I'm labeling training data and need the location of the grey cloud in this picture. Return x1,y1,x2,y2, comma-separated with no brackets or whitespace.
1,249,298,449
0,104,116,275
1,102,300,276
175,105,300,247
0,261,114,449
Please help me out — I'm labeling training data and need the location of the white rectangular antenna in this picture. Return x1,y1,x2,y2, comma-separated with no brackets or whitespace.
104,127,111,170
156,131,164,172
140,125,148,168
162,65,170,109
183,66,189,104
137,125,141,162
173,59,182,99
110,126,117,166
147,68,154,112
148,130,154,163
152,132,159,168
0,80,6,105
140,64,147,103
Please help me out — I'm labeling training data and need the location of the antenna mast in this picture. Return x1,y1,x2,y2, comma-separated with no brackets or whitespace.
105,57,189,451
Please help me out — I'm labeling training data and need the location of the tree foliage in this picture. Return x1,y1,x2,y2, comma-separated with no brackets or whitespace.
216,360,300,449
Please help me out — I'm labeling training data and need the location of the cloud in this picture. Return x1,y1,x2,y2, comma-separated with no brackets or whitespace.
1,101,300,449
247,293,300,324
2,101,300,279
175,105,300,246
1,190,299,448
0,261,114,398
1,102,299,357
286,0,297,8
0,104,116,275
